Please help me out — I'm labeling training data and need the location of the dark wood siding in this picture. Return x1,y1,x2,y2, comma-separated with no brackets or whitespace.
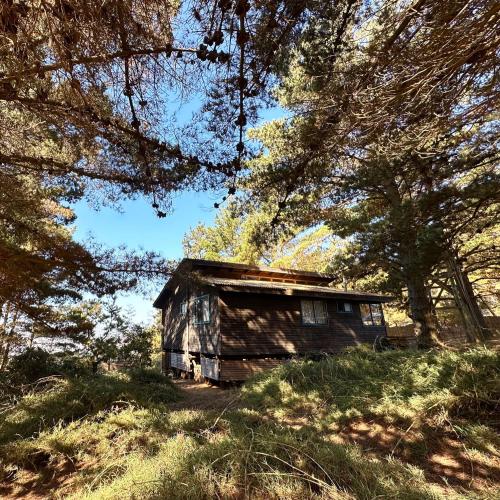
219,292,386,356
219,358,287,381
163,284,188,352
189,287,220,355
163,282,221,356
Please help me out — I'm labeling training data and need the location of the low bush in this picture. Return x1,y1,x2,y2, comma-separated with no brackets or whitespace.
127,366,170,385
6,348,91,386
6,348,60,385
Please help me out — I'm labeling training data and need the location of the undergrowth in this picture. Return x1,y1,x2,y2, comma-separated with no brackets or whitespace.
0,348,498,499
0,368,179,446
242,346,500,424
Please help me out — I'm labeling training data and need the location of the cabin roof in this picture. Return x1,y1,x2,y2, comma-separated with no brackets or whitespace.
153,258,392,307
177,258,335,279
198,276,393,302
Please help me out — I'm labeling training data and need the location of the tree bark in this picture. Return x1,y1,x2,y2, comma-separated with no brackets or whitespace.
0,302,11,371
407,276,441,348
0,307,19,370
448,256,491,343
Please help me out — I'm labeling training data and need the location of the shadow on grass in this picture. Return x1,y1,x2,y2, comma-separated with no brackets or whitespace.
242,347,500,425
0,370,179,446
1,348,499,499
80,407,444,500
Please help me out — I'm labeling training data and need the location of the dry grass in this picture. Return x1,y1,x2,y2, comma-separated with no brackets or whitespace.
0,347,498,499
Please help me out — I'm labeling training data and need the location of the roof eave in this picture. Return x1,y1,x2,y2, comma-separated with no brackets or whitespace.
183,258,336,280
216,284,393,302
152,259,199,308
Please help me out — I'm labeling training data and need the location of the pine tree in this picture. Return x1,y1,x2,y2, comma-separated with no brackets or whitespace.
240,0,499,347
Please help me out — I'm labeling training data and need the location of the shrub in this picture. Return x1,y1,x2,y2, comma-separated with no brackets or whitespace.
6,348,92,386
52,352,91,377
127,366,170,385
7,348,58,384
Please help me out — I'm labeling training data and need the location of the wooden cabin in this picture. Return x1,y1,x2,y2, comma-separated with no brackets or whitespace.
153,259,392,381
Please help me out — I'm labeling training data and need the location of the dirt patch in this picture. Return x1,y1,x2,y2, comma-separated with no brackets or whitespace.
169,378,241,412
0,457,78,499
335,418,500,491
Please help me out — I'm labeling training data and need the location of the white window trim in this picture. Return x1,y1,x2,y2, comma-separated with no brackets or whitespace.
337,302,353,313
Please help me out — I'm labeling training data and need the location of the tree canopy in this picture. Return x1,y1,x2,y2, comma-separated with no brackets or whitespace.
237,0,499,345
1,0,498,351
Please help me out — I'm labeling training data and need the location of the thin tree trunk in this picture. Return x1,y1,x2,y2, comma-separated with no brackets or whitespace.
1,344,10,370
0,302,11,371
448,256,491,342
0,307,19,370
407,276,441,348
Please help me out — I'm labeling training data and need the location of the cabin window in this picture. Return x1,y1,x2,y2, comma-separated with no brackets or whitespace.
337,302,352,313
180,300,188,316
301,300,328,325
193,295,210,325
360,303,383,326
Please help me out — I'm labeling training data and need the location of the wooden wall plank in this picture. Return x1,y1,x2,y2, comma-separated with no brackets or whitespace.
163,284,189,352
164,282,221,356
170,352,190,372
201,356,220,380
219,358,288,381
219,292,386,356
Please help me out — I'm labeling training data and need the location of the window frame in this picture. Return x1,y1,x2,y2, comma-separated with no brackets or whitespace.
301,299,328,326
360,303,384,327
337,302,353,314
193,294,211,325
180,300,188,316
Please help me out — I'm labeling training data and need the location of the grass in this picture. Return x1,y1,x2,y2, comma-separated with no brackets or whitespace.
0,348,498,499
242,346,500,424
0,368,179,446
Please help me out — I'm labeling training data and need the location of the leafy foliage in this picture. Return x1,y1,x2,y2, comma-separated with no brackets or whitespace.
4,348,86,386
184,202,349,272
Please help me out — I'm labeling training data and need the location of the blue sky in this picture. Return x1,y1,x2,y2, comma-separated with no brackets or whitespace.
72,190,218,323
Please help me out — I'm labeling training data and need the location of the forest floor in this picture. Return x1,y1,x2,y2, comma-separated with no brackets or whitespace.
0,347,499,499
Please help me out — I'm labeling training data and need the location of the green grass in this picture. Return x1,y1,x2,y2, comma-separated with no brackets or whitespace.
0,368,179,445
0,348,498,499
242,346,500,424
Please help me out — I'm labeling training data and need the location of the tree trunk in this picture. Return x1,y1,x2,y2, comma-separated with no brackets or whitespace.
0,303,15,370
407,276,441,348
0,308,19,370
0,343,10,370
448,256,491,343
0,302,11,370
